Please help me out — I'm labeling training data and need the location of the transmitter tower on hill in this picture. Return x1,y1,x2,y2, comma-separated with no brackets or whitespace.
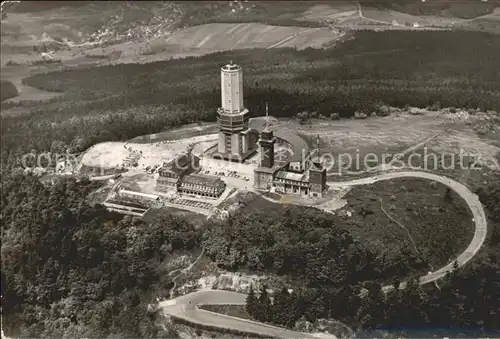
214,61,256,162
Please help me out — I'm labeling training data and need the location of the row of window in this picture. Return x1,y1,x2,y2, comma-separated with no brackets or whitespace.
275,187,309,195
157,180,177,186
179,188,222,198
180,183,224,192
159,171,179,178
274,178,309,186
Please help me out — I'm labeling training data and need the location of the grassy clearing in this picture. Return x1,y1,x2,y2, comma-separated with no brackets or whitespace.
175,1,333,28
342,178,474,270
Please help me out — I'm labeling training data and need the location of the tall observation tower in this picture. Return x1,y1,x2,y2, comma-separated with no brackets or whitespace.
214,61,256,162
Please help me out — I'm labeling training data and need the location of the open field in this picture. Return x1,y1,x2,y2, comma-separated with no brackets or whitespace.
299,3,358,22
289,112,500,173
160,23,339,51
64,19,341,67
0,1,342,74
1,21,343,71
0,64,62,103
360,8,465,27
128,123,219,144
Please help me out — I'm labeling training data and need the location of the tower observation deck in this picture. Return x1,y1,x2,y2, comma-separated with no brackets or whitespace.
214,61,256,162
220,62,244,114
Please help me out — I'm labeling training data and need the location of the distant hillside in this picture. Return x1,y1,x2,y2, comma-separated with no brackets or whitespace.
1,2,185,48
171,0,339,28
4,1,93,13
361,0,499,19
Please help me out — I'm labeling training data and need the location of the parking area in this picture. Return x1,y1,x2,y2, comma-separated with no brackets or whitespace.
201,169,251,182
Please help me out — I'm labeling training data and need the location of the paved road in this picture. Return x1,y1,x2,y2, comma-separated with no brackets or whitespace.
159,170,488,337
159,290,318,339
328,170,488,290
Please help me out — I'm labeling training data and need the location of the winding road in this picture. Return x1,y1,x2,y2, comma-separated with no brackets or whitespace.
159,170,488,338
328,171,487,289
160,290,319,339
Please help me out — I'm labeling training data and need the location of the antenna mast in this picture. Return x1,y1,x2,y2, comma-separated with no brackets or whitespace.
265,102,269,128
317,134,320,158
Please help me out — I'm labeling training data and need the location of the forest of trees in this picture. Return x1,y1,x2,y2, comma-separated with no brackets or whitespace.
206,200,500,336
477,172,500,223
2,30,499,170
237,176,500,337
202,204,422,286
361,0,499,19
0,80,18,102
2,171,500,337
244,252,500,337
0,172,200,338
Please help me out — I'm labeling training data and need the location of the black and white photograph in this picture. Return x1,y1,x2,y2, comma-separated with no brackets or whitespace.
1,1,499,338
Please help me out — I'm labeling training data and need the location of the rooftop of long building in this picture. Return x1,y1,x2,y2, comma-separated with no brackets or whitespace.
181,173,225,187
275,170,308,182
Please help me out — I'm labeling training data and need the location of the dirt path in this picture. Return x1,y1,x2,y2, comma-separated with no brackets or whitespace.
327,170,487,292
357,1,392,25
378,197,420,254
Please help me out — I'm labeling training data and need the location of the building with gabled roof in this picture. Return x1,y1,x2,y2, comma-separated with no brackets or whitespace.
156,152,200,191
155,152,226,199
254,123,327,198
179,173,226,198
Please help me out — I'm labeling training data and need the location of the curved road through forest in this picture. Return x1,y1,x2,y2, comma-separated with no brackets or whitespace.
328,171,488,289
159,170,488,338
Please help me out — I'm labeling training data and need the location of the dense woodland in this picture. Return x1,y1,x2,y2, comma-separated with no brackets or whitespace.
240,175,500,337
245,250,500,337
362,0,500,19
202,204,426,286
206,200,500,336
205,206,385,284
2,28,500,338
2,170,500,337
0,80,18,102
0,173,199,338
2,30,500,169
477,172,500,223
